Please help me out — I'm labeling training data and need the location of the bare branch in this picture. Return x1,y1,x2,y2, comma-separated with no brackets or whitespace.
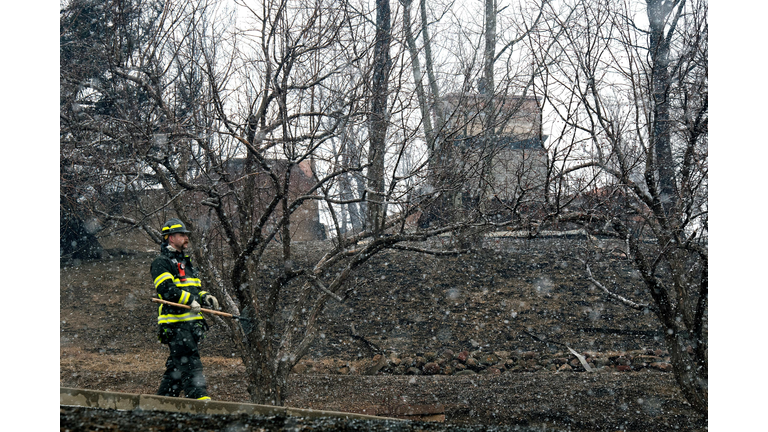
583,261,653,312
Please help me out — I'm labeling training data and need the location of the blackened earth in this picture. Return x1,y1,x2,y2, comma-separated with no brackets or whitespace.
60,236,706,431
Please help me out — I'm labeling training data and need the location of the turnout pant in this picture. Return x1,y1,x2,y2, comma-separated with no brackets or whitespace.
157,321,209,399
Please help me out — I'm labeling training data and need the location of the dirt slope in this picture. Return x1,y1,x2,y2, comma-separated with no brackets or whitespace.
60,235,706,430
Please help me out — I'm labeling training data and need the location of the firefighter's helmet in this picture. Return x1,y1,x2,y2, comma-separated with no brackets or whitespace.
161,218,190,237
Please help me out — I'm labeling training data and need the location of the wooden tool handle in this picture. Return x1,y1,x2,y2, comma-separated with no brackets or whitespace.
151,297,234,318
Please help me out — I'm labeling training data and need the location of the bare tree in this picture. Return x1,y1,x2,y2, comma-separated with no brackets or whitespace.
532,0,708,413
60,0,188,254
61,0,486,405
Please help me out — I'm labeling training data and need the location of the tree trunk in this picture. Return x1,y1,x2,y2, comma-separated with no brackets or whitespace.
420,0,445,136
240,339,288,405
621,222,708,415
482,0,496,101
664,328,708,413
339,127,365,233
645,0,706,414
647,0,680,215
478,0,497,200
419,0,449,187
403,0,435,158
367,0,392,235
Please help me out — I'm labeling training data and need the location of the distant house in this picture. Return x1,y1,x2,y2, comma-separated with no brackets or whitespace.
190,158,326,242
442,93,548,204
414,94,548,228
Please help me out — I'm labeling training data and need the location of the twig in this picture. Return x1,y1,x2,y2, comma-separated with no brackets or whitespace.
350,324,384,354
566,346,593,372
388,244,468,256
309,275,344,302
583,262,652,312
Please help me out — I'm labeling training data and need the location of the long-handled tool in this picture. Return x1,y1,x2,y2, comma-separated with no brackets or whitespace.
151,298,252,322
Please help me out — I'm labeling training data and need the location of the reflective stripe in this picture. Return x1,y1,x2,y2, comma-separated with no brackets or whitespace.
162,224,183,232
154,273,174,288
198,291,209,297
197,396,211,401
155,273,201,301
157,311,204,324
177,279,201,288
155,263,204,321
179,291,191,305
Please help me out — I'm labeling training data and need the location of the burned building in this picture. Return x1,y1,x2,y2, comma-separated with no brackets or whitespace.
442,93,548,204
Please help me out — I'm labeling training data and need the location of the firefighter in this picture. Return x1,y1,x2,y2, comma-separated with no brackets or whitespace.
151,218,220,400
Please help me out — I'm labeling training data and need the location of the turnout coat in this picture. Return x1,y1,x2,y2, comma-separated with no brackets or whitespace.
151,245,211,328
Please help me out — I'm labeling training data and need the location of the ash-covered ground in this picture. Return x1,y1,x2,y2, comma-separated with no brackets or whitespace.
60,236,706,431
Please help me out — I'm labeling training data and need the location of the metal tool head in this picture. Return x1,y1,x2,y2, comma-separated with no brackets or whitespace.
238,305,255,335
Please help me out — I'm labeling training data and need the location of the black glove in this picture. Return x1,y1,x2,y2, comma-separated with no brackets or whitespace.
202,294,220,310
